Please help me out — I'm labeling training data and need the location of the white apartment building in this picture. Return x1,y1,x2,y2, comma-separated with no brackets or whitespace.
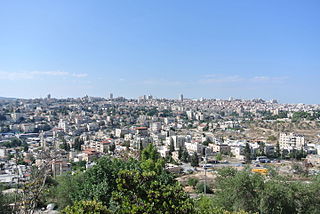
230,145,245,160
279,133,305,150
21,124,35,133
185,141,203,154
10,112,25,122
209,144,230,154
115,128,129,138
186,110,193,120
58,120,67,132
82,140,113,153
167,135,191,150
150,122,161,132
0,147,7,157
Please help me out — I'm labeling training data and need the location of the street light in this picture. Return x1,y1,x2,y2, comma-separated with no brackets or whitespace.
204,148,207,194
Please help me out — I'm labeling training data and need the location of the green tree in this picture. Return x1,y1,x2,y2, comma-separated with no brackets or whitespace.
140,144,165,173
275,142,281,159
212,167,320,214
51,145,172,210
71,161,87,172
181,150,190,162
244,143,251,164
257,142,266,157
169,141,175,153
178,146,183,160
62,200,111,214
50,158,126,209
111,169,194,214
214,169,264,213
216,153,223,161
195,196,250,214
141,143,160,162
190,152,199,167
259,180,295,214
196,182,213,194
73,137,84,151
187,177,199,188
109,143,116,154
0,186,12,214
60,142,71,151
202,141,209,146
49,172,84,209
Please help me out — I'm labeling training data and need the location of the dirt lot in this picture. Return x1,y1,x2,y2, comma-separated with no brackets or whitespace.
243,121,320,143
177,169,216,187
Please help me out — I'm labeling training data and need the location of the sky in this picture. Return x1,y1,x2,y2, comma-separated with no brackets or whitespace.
0,0,319,103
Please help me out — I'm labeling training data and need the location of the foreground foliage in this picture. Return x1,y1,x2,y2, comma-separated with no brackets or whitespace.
62,201,111,214
50,144,194,213
0,187,13,214
198,167,320,214
8,144,320,213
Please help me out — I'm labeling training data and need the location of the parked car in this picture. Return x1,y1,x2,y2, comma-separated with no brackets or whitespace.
256,156,271,163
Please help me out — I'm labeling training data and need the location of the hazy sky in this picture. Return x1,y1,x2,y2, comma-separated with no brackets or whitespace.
0,0,319,103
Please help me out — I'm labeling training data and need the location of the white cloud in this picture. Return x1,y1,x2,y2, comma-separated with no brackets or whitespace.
251,76,288,82
0,70,88,80
251,76,270,81
72,73,88,78
30,71,69,76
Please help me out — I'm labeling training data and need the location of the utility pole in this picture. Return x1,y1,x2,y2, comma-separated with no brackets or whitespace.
204,149,207,194
14,148,19,212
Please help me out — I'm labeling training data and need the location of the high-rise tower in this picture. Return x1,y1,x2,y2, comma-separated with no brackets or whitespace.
180,94,184,102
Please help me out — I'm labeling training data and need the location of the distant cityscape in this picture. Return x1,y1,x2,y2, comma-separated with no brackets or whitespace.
0,92,320,212
1,92,320,179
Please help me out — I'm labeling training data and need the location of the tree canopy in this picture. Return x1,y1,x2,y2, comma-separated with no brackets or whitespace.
50,144,194,213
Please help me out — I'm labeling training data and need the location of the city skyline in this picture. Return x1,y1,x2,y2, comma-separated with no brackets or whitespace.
0,93,304,105
0,1,319,103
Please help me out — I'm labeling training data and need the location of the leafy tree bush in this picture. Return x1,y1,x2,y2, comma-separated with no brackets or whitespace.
0,186,13,214
181,150,190,162
214,168,264,213
71,160,87,172
244,143,251,164
275,142,281,158
215,153,223,161
211,167,320,214
187,177,199,188
260,179,295,214
111,170,193,214
195,196,251,214
0,138,25,148
190,152,199,167
196,182,213,194
60,141,71,151
51,144,194,213
109,143,116,154
62,200,111,214
73,137,84,151
202,141,209,146
49,146,320,214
